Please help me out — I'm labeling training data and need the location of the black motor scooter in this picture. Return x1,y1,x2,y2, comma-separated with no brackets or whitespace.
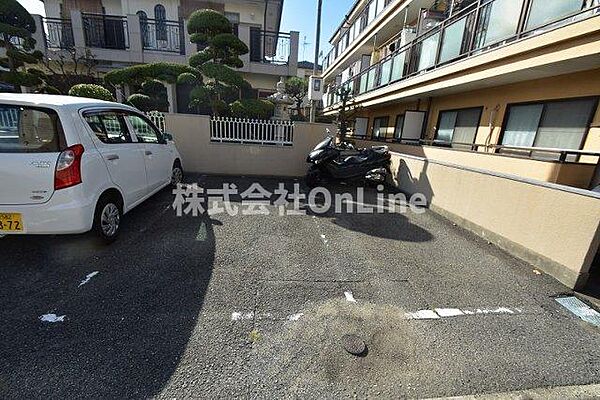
305,135,391,187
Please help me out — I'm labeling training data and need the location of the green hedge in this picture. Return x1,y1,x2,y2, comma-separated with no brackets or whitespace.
68,84,115,102
230,99,275,120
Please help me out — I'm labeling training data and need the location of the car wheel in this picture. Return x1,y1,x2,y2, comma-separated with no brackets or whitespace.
171,161,184,188
93,195,122,243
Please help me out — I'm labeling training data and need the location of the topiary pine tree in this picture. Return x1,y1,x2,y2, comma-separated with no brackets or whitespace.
127,79,169,112
104,9,249,116
285,77,308,119
184,9,248,115
0,0,45,92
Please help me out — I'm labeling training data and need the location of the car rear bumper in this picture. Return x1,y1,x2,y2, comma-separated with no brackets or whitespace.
0,187,95,235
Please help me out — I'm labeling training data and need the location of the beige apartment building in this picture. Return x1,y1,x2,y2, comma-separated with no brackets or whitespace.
321,0,600,190
25,0,299,112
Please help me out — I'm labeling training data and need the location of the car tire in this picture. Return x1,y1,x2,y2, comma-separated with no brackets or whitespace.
93,194,122,243
171,161,184,188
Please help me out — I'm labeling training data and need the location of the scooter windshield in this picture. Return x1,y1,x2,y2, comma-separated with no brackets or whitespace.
313,136,333,151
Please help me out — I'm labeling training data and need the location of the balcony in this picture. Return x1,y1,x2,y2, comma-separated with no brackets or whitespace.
249,29,291,66
28,12,298,77
324,0,600,109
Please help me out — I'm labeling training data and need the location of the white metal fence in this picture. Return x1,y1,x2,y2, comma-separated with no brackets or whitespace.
210,117,294,146
145,111,166,133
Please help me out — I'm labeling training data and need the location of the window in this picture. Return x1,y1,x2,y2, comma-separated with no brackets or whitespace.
393,114,405,140
127,114,163,144
85,113,132,144
137,11,149,46
154,4,167,41
225,12,240,36
353,117,369,137
0,105,64,153
372,116,389,140
501,98,597,159
435,107,482,148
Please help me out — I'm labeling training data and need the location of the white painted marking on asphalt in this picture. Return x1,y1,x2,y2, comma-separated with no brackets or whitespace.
406,310,440,320
231,311,255,321
556,296,600,327
39,313,65,323
344,291,357,303
434,308,464,317
287,313,304,321
78,271,99,287
196,221,207,241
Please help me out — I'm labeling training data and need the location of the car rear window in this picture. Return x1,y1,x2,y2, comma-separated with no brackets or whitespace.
0,104,65,153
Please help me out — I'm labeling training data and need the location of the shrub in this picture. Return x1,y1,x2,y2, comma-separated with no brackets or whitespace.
230,99,275,120
187,9,231,37
104,62,197,86
68,84,115,101
127,93,154,111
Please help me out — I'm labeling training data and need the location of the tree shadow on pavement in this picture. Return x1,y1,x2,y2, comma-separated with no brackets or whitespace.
0,187,215,398
306,182,433,242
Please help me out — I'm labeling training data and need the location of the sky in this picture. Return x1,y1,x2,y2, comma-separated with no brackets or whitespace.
280,0,355,63
17,0,354,63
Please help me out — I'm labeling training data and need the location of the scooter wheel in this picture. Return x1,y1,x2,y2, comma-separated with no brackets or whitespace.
305,169,322,188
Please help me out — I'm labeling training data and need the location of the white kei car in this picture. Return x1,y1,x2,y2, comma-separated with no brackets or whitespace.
0,94,183,242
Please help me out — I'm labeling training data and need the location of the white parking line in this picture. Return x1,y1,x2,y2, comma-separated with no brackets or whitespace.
78,271,99,287
406,307,520,320
39,313,66,323
344,291,357,303
286,313,304,321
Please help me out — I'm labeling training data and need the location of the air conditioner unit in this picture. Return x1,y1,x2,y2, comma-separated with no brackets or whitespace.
418,10,445,35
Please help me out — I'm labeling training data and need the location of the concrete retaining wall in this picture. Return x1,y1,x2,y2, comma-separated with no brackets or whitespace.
387,150,600,289
164,113,333,177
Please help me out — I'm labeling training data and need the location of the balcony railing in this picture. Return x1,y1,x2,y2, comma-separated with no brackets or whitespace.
325,0,600,108
82,13,129,50
44,18,74,49
249,29,291,65
323,0,394,72
140,18,185,54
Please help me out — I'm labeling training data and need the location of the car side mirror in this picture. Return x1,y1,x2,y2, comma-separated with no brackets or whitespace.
163,132,174,142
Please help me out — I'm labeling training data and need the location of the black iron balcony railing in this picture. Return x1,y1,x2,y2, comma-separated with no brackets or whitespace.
325,1,600,108
140,18,185,54
82,13,129,50
44,17,74,49
249,29,291,65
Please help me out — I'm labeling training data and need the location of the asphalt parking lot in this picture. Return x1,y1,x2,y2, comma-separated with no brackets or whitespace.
1,174,600,399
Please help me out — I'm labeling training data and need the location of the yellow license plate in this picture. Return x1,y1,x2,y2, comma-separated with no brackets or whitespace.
0,213,23,232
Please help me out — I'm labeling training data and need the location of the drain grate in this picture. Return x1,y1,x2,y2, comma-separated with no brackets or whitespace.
555,296,600,327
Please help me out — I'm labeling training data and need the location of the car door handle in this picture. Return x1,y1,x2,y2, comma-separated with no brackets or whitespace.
105,154,119,161
145,150,153,156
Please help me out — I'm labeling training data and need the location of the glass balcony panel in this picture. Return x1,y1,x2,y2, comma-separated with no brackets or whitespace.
368,1,376,23
439,16,467,63
366,67,377,91
526,0,582,30
417,32,440,71
390,50,406,81
359,73,368,93
474,0,524,49
379,58,393,86
376,0,385,16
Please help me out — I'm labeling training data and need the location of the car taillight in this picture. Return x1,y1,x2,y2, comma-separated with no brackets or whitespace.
54,144,84,190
